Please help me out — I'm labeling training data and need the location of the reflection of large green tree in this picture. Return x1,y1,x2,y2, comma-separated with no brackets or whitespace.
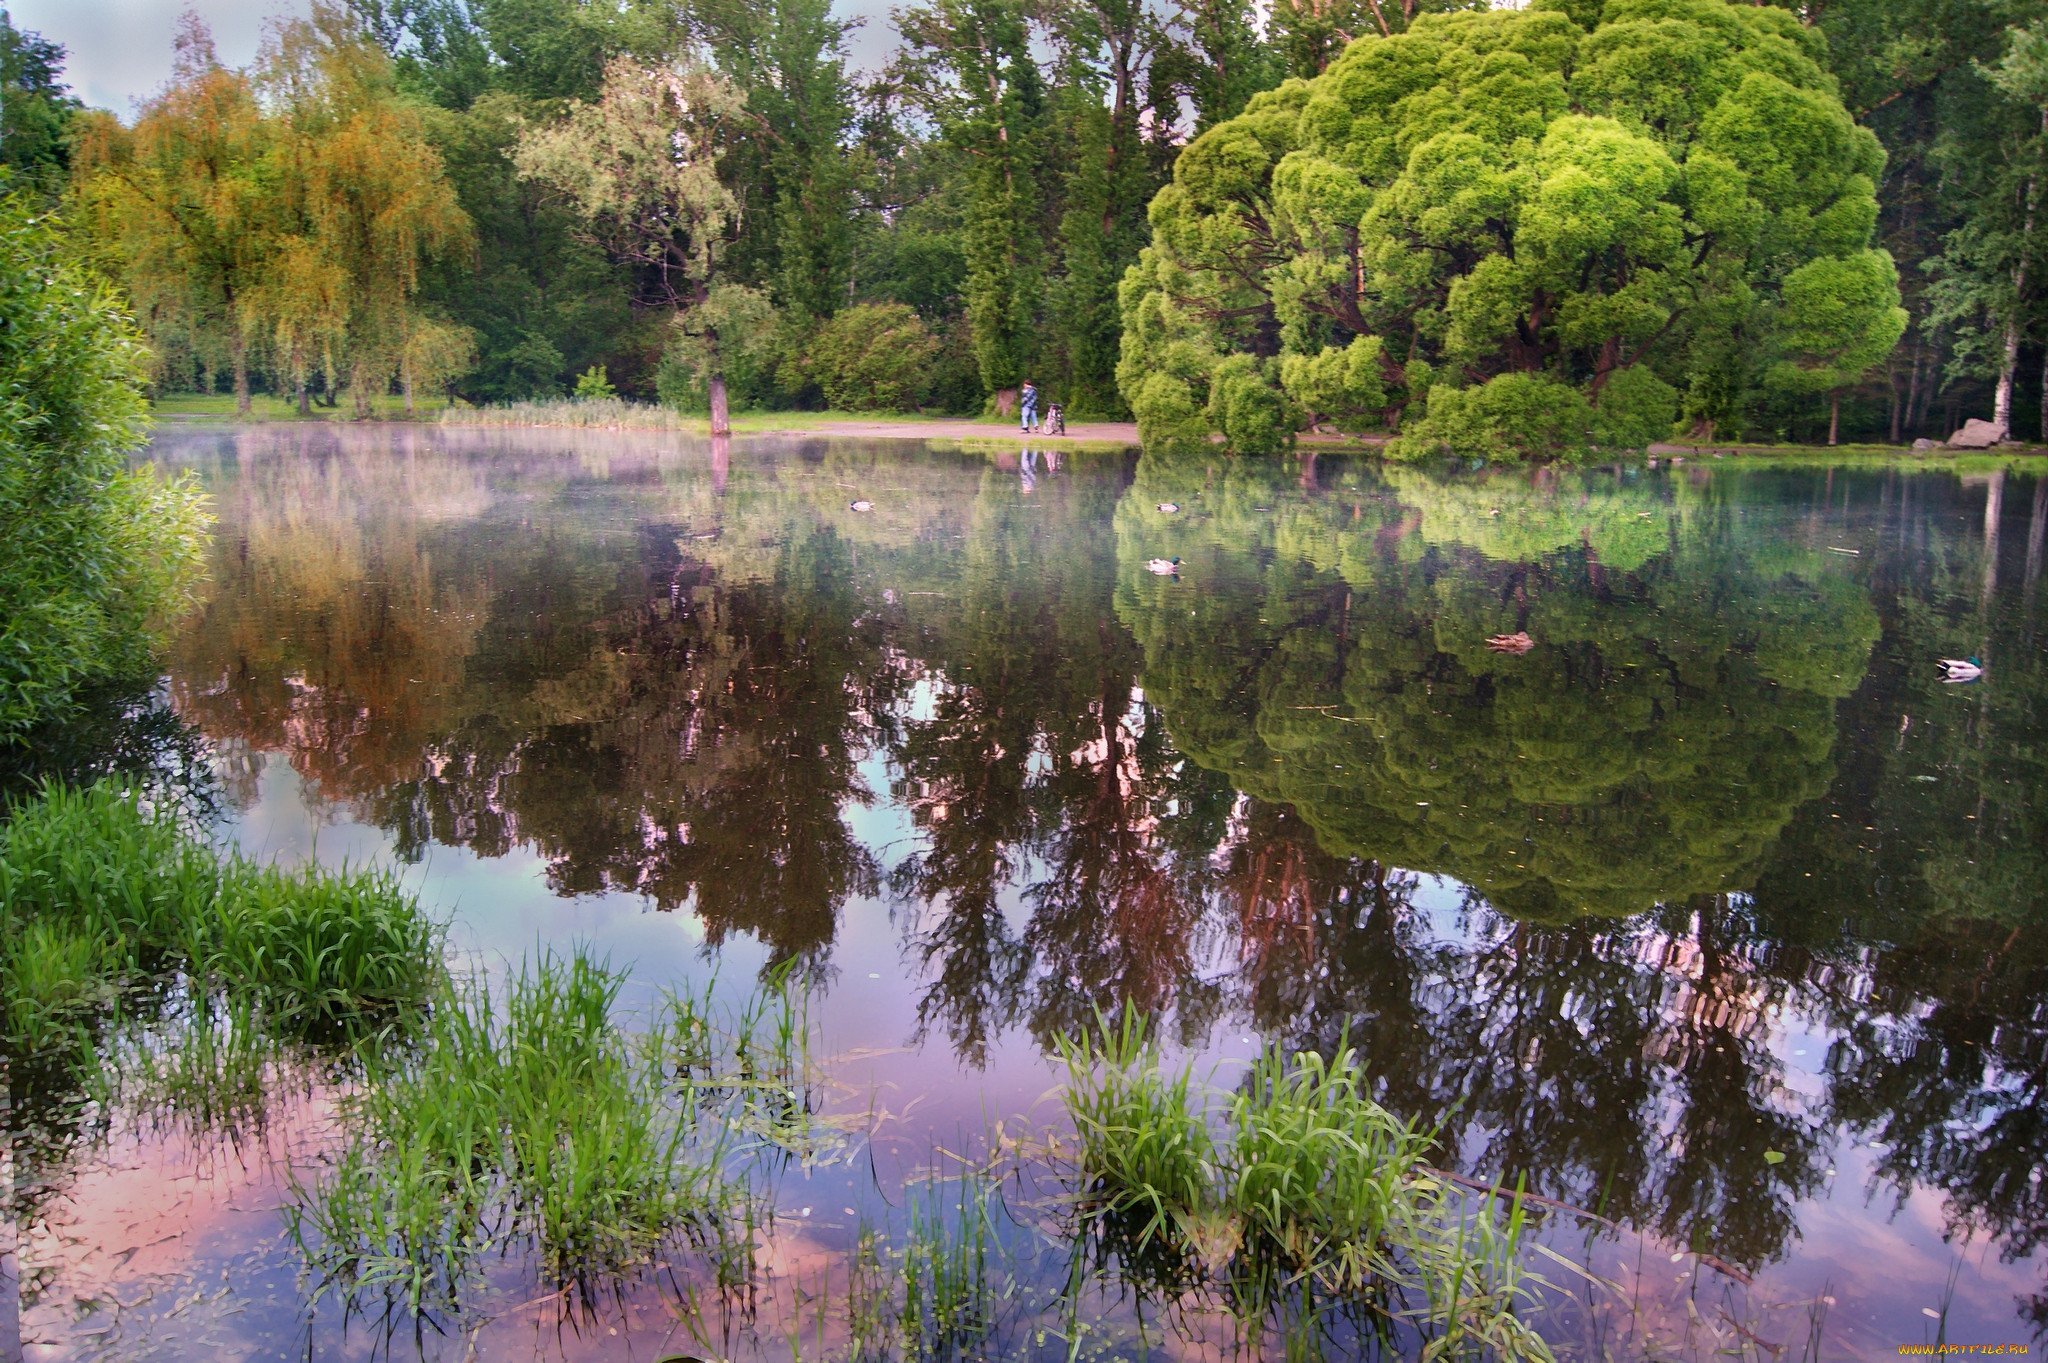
1115,453,1879,920
1746,469,2048,1297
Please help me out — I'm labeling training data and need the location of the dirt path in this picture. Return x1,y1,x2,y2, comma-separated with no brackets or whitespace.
801,417,1143,444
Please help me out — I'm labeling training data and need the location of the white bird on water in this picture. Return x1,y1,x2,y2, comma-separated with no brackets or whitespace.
1146,557,1181,575
1937,656,1983,682
849,499,874,512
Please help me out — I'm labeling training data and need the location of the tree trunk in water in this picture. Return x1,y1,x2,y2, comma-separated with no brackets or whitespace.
1828,392,1840,446
1984,467,2005,609
2041,343,2047,443
2023,474,2046,608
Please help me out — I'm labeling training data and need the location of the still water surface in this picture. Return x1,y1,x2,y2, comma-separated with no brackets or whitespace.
14,425,2048,1360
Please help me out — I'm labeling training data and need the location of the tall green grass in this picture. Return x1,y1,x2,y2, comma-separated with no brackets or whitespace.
1057,1014,1556,1361
0,780,443,1055
290,951,825,1314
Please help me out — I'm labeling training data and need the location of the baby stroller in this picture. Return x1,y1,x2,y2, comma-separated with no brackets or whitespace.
1043,400,1066,436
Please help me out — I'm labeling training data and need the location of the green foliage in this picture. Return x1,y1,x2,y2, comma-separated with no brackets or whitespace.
0,198,209,744
1394,373,1593,463
1591,365,1681,448
1207,354,1293,454
804,302,942,411
572,364,617,400
0,779,443,1053
0,12,78,200
290,949,809,1310
1122,0,1903,459
1279,334,1391,432
1056,1014,1555,1357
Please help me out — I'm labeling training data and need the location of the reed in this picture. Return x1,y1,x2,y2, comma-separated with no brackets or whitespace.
441,397,694,431
899,1171,995,1358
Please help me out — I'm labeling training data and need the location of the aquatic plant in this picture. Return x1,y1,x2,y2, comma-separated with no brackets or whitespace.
290,949,828,1314
1054,1009,1218,1254
900,1170,996,1358
0,780,443,1054
1056,1015,1556,1360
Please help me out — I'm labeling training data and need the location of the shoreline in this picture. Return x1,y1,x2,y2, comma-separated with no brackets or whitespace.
155,410,2048,462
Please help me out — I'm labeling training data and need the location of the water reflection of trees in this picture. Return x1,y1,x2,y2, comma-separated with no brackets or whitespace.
154,429,2048,1288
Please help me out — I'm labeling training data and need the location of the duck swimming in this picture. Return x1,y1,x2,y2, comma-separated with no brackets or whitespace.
1146,557,1182,575
849,499,874,512
1937,656,1983,681
1156,502,1181,514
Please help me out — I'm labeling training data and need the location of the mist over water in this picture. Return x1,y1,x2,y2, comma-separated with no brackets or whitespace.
14,424,2046,1360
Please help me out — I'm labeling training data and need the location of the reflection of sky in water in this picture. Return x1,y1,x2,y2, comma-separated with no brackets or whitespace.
20,426,2048,1360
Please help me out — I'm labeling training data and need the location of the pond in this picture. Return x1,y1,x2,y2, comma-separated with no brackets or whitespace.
10,425,2046,1361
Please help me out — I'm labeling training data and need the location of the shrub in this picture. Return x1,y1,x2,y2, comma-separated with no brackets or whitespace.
0,197,210,743
1591,365,1680,449
1393,372,1593,463
1206,354,1293,455
572,364,617,400
1278,334,1390,433
804,302,941,412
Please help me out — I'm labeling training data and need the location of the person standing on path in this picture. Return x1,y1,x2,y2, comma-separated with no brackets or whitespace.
1019,380,1038,433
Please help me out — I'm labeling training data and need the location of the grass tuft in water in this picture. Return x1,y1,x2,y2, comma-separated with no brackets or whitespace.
1054,1009,1217,1256
0,780,444,1055
1057,1015,1556,1360
900,1170,996,1358
290,949,816,1313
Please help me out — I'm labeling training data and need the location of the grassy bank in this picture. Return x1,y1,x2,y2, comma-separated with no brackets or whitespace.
152,392,458,422
435,397,1017,433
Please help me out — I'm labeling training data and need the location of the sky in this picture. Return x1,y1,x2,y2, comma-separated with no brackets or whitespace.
10,0,900,114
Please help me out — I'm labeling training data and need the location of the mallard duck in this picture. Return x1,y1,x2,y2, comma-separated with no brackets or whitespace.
1487,631,1535,654
1937,656,1983,681
1156,502,1181,513
1146,557,1182,575
849,499,874,512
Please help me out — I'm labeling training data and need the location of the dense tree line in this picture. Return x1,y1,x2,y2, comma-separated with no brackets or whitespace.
8,0,2042,445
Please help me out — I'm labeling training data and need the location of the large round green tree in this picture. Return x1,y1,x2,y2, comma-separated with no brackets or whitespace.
1117,0,1906,458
